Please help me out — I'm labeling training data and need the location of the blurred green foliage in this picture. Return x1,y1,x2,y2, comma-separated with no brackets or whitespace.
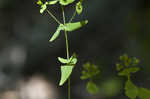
80,62,100,94
116,54,150,99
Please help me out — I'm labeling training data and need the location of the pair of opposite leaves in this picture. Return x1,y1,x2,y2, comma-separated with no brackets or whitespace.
56,20,88,86
50,20,88,42
58,55,77,86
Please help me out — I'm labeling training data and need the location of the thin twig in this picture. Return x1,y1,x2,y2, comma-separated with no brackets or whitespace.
46,9,61,25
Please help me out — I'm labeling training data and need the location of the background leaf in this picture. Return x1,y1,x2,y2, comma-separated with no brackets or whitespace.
59,65,74,86
118,67,140,76
86,81,99,94
138,88,150,99
125,80,138,99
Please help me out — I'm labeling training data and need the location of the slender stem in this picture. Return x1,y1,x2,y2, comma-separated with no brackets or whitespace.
65,30,70,59
61,6,66,25
62,6,70,99
46,9,61,25
69,9,76,23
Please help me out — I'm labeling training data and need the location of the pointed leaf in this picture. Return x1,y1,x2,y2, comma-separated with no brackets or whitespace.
125,80,138,99
59,65,74,86
76,2,83,15
69,56,77,64
37,0,43,5
46,0,58,5
59,0,75,6
58,57,70,64
49,24,64,42
86,81,99,94
138,88,150,99
65,20,88,31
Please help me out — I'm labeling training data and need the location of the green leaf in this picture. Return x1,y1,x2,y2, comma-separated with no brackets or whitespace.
40,4,47,13
37,0,43,5
76,2,83,15
49,24,64,42
59,65,74,86
80,62,100,80
46,0,58,5
58,57,70,64
116,63,123,71
118,67,140,76
59,0,75,6
125,80,138,99
80,70,91,80
65,20,88,32
69,56,77,64
138,88,150,99
86,81,99,94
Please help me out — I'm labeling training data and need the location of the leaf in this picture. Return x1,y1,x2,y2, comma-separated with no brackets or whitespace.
40,4,47,13
37,0,43,5
125,80,138,99
80,62,100,80
58,57,70,64
69,56,77,64
59,65,74,86
116,63,123,71
118,67,140,76
80,70,91,80
65,20,88,32
49,24,64,42
76,2,83,15
46,0,58,5
86,81,99,94
138,88,150,99
59,0,75,6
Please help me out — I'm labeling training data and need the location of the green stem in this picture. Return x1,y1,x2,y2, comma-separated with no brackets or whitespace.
127,75,130,81
62,6,70,99
46,9,61,25
65,30,70,59
69,9,76,23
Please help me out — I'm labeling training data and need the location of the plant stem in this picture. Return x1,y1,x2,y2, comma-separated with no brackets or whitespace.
62,5,71,99
46,9,61,25
69,9,76,23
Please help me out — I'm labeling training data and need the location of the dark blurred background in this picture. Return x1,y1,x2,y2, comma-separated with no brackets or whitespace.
0,0,150,99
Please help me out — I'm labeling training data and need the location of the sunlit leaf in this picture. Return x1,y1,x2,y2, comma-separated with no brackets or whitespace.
138,88,150,99
46,0,58,5
40,4,47,13
58,57,70,64
49,24,64,42
59,0,75,6
86,81,99,94
65,20,88,31
76,2,83,15
125,80,138,99
59,65,74,86
37,0,43,5
69,56,77,64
